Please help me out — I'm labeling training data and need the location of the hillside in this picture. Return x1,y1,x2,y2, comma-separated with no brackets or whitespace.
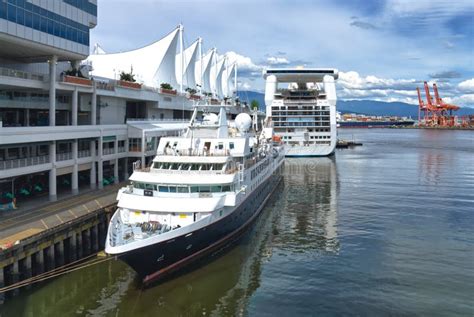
237,91,474,117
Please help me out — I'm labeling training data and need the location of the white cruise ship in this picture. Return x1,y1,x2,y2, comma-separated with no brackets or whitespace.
105,106,285,284
263,68,339,157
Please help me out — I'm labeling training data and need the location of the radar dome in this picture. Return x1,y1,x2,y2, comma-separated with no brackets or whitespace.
203,113,218,125
235,113,252,133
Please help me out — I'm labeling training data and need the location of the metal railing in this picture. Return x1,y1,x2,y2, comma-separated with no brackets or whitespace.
0,155,50,170
0,66,46,81
103,148,115,155
78,150,91,158
56,152,73,161
117,147,126,153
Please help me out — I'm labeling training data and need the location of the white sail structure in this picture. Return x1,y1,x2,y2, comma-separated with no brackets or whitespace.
201,49,215,94
222,62,236,98
92,43,106,55
211,55,225,98
176,39,199,91
87,26,180,88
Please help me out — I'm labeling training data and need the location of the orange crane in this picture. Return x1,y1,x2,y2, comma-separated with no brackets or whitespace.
417,81,460,127
416,87,427,123
432,83,459,126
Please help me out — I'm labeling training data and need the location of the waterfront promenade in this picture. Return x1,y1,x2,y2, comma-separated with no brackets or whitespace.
0,183,123,245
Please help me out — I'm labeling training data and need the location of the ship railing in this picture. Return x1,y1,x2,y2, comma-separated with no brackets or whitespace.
158,148,231,157
149,168,238,175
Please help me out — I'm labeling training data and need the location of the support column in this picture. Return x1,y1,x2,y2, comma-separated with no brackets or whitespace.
72,87,78,126
12,261,19,295
49,55,57,126
56,241,64,267
47,244,55,270
24,255,32,281
141,131,146,168
0,267,4,303
124,157,129,180
98,137,103,189
25,108,30,126
72,140,78,195
84,229,91,256
92,225,99,252
49,141,57,201
36,249,44,275
69,232,77,262
76,231,83,259
90,140,96,189
91,81,97,125
114,158,119,184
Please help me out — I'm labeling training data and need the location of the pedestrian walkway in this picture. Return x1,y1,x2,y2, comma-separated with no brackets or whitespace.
0,182,126,243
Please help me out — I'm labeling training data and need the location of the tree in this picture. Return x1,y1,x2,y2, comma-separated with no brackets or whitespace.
185,87,197,95
251,99,260,110
119,71,135,82
160,83,174,90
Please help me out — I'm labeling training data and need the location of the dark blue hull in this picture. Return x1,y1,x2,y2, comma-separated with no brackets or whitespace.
118,165,284,285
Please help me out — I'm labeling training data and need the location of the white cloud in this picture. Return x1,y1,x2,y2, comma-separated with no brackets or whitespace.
237,81,251,90
451,94,474,105
266,56,290,65
225,51,263,75
458,79,474,93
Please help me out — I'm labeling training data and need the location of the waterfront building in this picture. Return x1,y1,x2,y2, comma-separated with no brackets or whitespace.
0,1,241,207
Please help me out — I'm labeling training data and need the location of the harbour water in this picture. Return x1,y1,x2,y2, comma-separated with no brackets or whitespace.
1,129,473,316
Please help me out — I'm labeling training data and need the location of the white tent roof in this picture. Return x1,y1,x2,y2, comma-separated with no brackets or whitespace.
176,39,199,91
87,27,180,88
211,55,225,98
222,62,235,98
201,49,215,94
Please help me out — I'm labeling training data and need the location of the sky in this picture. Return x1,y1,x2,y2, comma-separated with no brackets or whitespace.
91,0,474,107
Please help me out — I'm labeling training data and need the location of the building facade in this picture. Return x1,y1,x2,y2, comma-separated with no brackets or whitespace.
0,1,244,207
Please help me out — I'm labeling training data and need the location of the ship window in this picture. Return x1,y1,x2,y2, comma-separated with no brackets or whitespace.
191,164,200,170
169,186,177,193
199,185,210,193
134,182,145,189
190,186,199,193
222,185,231,191
210,185,221,193
177,186,188,193
145,184,155,190
218,142,224,150
229,142,234,149
159,186,169,192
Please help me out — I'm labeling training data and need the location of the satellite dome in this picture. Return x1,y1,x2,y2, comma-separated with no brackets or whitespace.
235,113,252,133
203,113,218,125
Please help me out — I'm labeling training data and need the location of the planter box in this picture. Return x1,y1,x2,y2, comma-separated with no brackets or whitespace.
161,88,177,95
210,99,220,105
63,75,92,86
118,80,142,89
189,94,201,100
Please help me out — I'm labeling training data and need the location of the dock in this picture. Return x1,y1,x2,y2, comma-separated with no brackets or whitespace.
0,183,123,301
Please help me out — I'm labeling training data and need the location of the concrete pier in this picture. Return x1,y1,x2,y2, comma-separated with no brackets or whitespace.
0,201,115,300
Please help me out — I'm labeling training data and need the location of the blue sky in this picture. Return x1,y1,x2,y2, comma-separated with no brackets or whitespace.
91,0,474,107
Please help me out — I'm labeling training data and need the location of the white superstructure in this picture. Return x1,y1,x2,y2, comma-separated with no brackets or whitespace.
105,106,285,283
263,68,338,156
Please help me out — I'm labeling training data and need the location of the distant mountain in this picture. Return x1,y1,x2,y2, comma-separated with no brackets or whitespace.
237,91,474,117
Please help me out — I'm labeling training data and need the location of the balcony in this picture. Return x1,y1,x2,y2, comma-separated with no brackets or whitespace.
78,150,91,158
0,155,50,170
103,148,115,155
63,75,92,86
0,67,45,82
56,152,73,161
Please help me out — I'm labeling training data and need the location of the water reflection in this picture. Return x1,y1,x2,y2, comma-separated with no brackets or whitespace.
271,157,339,254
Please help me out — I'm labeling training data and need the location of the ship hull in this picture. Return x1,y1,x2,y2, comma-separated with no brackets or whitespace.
116,167,283,285
284,143,336,157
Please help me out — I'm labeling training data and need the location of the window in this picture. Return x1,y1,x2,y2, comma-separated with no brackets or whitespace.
177,186,188,193
229,142,234,150
159,186,169,192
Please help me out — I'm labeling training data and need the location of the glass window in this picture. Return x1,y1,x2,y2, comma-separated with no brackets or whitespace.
199,185,210,193
145,184,154,190
32,13,39,29
158,186,169,193
40,16,47,32
7,4,16,22
229,142,234,149
169,186,177,193
222,185,231,191
190,186,199,193
16,7,24,25
24,11,32,27
210,186,221,193
53,21,60,36
177,186,188,193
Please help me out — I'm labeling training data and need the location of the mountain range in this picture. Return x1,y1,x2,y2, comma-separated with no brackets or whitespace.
237,91,474,117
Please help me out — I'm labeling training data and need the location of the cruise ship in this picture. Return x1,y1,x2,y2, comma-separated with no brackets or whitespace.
105,106,285,284
263,68,339,157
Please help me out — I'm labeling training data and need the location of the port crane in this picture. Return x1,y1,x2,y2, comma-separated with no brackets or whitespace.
417,82,460,127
